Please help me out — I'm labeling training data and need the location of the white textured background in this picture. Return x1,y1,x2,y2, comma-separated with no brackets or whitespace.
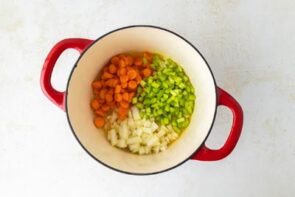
0,0,295,196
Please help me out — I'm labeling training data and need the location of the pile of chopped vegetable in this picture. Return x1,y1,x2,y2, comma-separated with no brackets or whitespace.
104,107,178,154
90,52,196,155
132,55,195,132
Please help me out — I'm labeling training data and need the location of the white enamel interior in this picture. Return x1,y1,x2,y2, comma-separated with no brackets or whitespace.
67,26,216,174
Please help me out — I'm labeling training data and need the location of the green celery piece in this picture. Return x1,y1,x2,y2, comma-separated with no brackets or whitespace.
151,81,160,89
164,105,170,112
136,103,143,109
143,57,148,65
137,86,143,94
140,80,146,87
138,97,143,102
151,98,157,104
174,77,182,83
132,97,137,104
177,117,185,123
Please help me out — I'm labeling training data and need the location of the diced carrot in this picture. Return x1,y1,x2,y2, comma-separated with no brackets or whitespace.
121,82,128,88
93,89,100,95
134,57,143,66
118,107,128,120
98,98,105,104
102,72,113,80
117,68,127,76
108,101,116,108
128,92,135,101
144,52,153,62
105,93,113,103
95,109,105,116
102,105,110,112
114,93,122,102
106,79,117,87
107,89,114,96
113,78,119,86
102,66,109,73
105,79,112,87
115,85,121,94
142,68,152,77
120,75,128,83
119,60,126,68
127,69,137,80
128,80,137,89
122,92,129,102
94,117,105,128
99,89,107,100
90,98,100,110
120,101,129,109
109,64,117,74
111,56,120,65
135,74,142,84
101,80,107,88
126,55,134,66
118,54,126,59
92,81,102,89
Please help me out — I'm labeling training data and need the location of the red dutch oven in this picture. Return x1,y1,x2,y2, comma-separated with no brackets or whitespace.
40,26,243,175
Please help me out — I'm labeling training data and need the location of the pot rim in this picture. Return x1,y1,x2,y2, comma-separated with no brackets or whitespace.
65,25,218,175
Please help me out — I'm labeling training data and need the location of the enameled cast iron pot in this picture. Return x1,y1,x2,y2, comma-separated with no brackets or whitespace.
40,25,243,175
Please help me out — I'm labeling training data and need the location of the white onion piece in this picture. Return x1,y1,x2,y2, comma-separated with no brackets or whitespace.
104,107,180,155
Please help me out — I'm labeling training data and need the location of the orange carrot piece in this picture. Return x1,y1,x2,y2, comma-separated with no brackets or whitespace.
120,75,128,83
99,89,107,100
106,79,117,87
94,117,105,128
105,79,112,87
115,85,121,94
134,58,143,66
121,82,128,88
102,72,113,80
109,64,117,74
105,93,113,103
102,105,110,112
113,78,119,87
142,68,152,77
120,101,129,109
107,89,114,96
126,55,134,66
111,56,120,65
117,68,127,76
90,99,100,110
122,92,129,102
92,81,102,89
127,69,137,80
118,107,128,120
128,92,135,101
95,109,105,116
144,52,153,62
128,80,137,89
119,59,126,68
135,75,142,83
108,101,116,108
93,89,100,95
115,93,122,102
98,98,105,104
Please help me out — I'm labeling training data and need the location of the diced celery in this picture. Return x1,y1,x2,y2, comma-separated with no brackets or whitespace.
177,117,185,123
140,80,146,87
132,97,137,104
143,57,148,65
133,52,196,133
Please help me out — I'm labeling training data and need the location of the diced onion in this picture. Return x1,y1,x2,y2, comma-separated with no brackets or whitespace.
104,107,179,155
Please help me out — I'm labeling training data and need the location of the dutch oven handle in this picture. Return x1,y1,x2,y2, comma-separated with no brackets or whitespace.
191,87,243,161
40,38,93,111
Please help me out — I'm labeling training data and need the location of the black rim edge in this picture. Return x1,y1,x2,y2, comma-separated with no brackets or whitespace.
65,25,218,176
